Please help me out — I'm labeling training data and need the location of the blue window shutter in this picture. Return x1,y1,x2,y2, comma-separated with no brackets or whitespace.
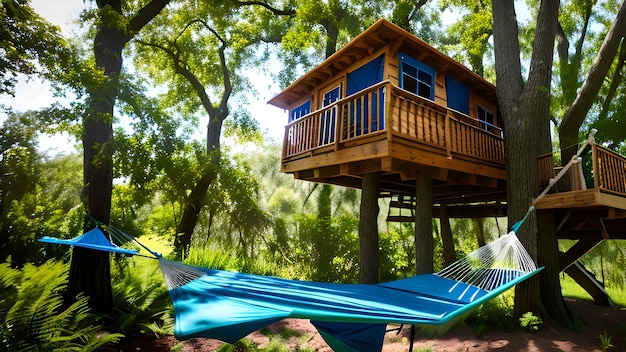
290,100,310,122
346,55,385,95
445,75,470,115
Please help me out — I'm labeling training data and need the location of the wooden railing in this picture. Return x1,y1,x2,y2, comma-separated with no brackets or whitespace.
283,81,505,166
536,142,626,198
593,144,626,197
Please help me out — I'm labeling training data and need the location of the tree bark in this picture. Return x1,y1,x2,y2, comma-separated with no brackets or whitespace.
439,205,456,266
359,172,379,284
537,209,574,328
473,218,486,247
493,0,559,319
67,0,126,313
414,171,433,275
67,0,169,313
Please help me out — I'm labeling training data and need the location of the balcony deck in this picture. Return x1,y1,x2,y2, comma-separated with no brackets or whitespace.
534,144,626,240
281,81,507,206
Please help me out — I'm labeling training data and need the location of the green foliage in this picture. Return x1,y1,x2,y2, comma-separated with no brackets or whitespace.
1,116,84,265
216,330,315,352
519,311,543,332
0,260,121,351
467,290,516,336
598,331,614,351
379,223,415,281
0,0,71,96
439,0,492,78
291,213,360,283
110,257,173,338
217,338,258,352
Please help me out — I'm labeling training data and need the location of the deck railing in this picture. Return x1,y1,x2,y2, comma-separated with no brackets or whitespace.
593,144,626,197
536,143,626,198
283,81,505,165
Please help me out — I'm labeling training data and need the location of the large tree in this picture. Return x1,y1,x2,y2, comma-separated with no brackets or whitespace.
131,1,295,259
557,0,626,162
66,0,169,314
492,0,626,326
492,0,559,320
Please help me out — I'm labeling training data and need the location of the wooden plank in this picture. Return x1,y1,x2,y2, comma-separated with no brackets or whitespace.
281,140,390,173
596,191,626,210
534,189,598,209
389,141,506,180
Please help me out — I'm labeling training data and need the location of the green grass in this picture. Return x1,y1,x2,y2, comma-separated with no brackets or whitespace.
561,274,626,307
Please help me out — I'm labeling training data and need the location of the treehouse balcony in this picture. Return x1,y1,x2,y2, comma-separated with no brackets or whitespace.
535,136,626,305
534,140,626,241
280,81,507,207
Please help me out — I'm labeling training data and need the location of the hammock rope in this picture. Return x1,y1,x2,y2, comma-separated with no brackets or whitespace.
435,231,537,292
159,259,206,290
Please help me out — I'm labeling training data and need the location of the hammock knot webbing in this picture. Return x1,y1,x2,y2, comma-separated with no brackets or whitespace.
435,231,536,291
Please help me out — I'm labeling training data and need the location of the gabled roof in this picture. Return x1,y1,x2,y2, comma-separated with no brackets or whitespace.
269,19,496,110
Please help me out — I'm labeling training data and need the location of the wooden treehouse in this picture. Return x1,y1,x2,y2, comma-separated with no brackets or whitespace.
268,19,626,303
269,19,506,215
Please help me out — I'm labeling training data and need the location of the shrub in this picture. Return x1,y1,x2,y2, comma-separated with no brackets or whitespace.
519,312,543,332
467,289,516,336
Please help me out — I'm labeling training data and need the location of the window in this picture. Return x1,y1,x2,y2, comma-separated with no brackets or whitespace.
290,100,310,122
477,106,495,131
399,53,436,100
445,75,470,115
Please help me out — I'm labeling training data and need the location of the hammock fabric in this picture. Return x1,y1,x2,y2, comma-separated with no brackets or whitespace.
40,217,542,352
159,231,541,352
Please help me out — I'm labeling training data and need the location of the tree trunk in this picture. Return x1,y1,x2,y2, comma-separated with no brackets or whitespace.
67,0,169,313
537,209,575,328
493,0,559,319
174,114,223,259
359,172,379,284
473,218,486,247
414,171,433,274
174,169,217,259
67,1,126,314
439,205,456,266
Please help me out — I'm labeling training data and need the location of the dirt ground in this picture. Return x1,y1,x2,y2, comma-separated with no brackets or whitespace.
116,298,625,352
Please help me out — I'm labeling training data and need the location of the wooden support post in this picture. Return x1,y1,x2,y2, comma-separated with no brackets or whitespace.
565,262,613,306
414,170,433,274
359,172,380,284
559,237,603,271
440,204,456,266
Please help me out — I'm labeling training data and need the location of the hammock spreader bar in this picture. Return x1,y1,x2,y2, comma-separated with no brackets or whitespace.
39,227,138,256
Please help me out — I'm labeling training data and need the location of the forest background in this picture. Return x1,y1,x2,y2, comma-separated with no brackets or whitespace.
1,0,625,350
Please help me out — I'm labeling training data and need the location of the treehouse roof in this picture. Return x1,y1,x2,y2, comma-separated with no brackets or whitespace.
269,18,497,110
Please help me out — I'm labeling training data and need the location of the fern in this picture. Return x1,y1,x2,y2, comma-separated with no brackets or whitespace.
0,260,121,351
110,257,173,338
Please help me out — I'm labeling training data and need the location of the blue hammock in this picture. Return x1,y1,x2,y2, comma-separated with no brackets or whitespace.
40,213,542,352
160,258,540,351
